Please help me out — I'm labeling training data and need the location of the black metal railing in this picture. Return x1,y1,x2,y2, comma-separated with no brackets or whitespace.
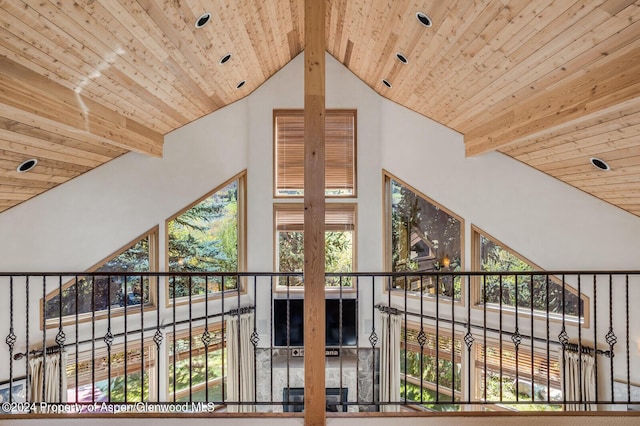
0,271,638,414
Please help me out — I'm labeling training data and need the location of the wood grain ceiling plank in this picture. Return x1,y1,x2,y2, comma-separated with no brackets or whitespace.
400,0,486,106
0,160,82,180
448,0,608,129
0,117,126,160
0,192,33,201
162,0,259,106
0,57,163,156
0,137,108,169
104,0,221,103
394,2,474,111
0,176,58,190
501,105,640,158
563,170,640,186
0,17,175,133
0,185,49,195
427,1,559,122
454,1,638,132
464,44,640,156
0,150,92,177
527,142,640,170
6,1,190,128
214,1,267,94
61,0,208,122
240,0,282,84
511,123,640,164
0,166,71,184
327,0,347,58
541,154,640,176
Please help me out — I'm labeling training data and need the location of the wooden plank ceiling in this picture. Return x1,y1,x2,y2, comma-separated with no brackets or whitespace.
0,0,639,217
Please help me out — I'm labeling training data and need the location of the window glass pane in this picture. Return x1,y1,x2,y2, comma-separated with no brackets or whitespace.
475,343,562,411
400,327,461,411
66,345,154,403
275,205,354,287
168,180,239,299
390,178,462,299
45,235,151,320
169,330,226,402
478,233,583,318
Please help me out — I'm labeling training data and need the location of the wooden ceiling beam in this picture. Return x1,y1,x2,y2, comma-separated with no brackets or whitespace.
0,56,163,157
464,45,640,156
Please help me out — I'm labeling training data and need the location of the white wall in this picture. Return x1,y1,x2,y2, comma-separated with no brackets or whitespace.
0,51,638,391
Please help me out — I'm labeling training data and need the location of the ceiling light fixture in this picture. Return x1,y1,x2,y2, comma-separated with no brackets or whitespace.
416,12,432,28
382,79,392,88
396,52,408,64
17,159,38,173
590,157,611,171
236,80,246,89
219,53,232,64
195,12,211,28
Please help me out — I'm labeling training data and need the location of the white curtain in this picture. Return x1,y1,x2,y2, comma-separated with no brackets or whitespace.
29,352,67,403
379,311,401,412
226,312,255,413
562,350,596,411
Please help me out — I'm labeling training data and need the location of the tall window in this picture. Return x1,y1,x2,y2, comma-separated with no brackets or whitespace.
386,172,463,299
66,341,156,403
44,228,157,324
275,203,356,288
274,109,356,197
168,326,226,402
475,341,562,410
472,226,585,321
400,326,461,411
167,172,245,301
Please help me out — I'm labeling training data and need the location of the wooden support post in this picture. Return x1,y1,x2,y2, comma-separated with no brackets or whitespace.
303,0,325,425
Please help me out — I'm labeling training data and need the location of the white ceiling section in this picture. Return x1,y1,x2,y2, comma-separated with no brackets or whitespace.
0,1,639,216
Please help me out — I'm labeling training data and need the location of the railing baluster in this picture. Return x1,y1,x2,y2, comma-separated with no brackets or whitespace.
626,274,630,404
530,274,534,404
155,275,161,403
41,276,46,403
188,275,193,403
140,274,145,402
435,273,440,405
593,274,598,405
172,275,176,402
124,275,128,403
483,274,487,404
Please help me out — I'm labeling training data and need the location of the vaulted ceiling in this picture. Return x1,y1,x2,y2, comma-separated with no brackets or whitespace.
0,0,639,216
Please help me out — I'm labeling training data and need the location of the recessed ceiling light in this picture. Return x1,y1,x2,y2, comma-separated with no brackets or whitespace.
195,12,211,28
236,80,246,89
396,52,408,64
17,159,38,173
590,157,611,171
416,12,432,27
219,53,232,64
382,79,392,88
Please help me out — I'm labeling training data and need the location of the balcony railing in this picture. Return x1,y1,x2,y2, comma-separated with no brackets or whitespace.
0,271,638,414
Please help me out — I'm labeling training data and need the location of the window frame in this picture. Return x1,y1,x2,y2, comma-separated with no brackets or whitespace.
273,109,357,198
164,171,247,307
273,202,357,292
42,226,159,329
383,170,465,302
470,225,590,327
